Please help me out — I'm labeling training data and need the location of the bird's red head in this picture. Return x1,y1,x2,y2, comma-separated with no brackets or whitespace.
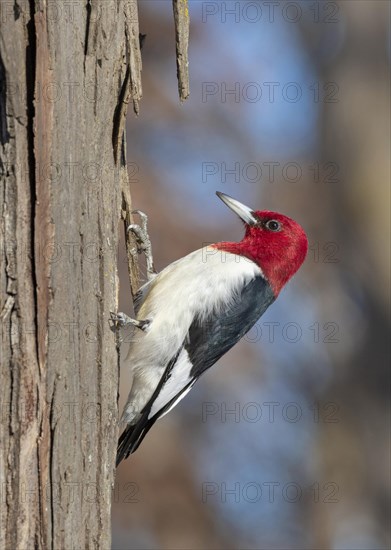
215,192,308,296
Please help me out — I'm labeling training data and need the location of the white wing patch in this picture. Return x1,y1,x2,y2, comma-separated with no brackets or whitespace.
148,348,194,418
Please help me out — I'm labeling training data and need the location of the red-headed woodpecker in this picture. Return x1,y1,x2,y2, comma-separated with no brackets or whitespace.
115,192,308,465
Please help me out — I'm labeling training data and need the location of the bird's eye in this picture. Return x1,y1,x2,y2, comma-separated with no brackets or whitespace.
265,220,281,232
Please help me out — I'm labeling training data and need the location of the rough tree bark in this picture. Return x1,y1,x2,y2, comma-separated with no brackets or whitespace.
1,0,190,547
0,1,144,548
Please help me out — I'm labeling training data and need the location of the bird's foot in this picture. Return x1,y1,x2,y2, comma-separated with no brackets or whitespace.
128,210,156,281
110,312,151,332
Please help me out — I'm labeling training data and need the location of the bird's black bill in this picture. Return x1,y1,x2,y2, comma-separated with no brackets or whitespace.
216,191,257,225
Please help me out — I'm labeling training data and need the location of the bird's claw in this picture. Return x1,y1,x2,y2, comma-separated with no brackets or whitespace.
110,312,151,332
127,210,156,281
110,311,127,328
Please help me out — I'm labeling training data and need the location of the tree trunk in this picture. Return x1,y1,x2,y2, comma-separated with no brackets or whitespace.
1,1,142,547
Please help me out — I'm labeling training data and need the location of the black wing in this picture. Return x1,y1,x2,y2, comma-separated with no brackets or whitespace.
186,275,275,378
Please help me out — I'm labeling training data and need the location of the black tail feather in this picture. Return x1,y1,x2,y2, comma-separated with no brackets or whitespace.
116,346,185,466
116,416,157,466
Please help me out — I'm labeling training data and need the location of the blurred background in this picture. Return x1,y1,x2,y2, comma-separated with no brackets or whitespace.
112,1,390,549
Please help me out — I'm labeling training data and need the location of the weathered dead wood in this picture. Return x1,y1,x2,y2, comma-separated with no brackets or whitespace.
173,0,190,101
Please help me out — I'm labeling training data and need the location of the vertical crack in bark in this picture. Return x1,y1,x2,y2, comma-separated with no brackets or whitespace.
33,7,54,375
96,201,105,547
26,2,46,545
26,0,37,356
112,0,142,162
48,383,57,550
84,0,92,59
31,3,55,547
13,1,22,20
112,66,130,163
0,55,10,145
